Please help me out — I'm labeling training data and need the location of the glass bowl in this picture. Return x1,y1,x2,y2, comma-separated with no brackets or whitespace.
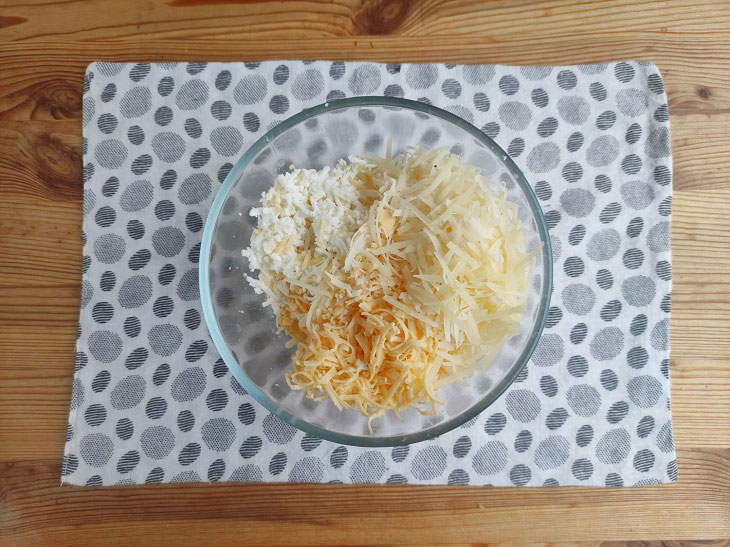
200,97,552,447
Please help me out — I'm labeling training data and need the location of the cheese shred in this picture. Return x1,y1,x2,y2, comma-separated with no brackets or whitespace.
243,147,532,422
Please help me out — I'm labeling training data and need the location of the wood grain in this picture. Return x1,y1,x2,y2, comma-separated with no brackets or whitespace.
1,0,730,544
2,0,730,42
1,448,729,544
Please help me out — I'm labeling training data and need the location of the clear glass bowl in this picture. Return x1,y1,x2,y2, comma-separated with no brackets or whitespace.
200,97,552,447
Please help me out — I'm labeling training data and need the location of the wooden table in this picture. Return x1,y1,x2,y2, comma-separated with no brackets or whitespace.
2,1,729,544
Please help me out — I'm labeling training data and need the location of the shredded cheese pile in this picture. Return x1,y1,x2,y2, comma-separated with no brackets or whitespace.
243,147,532,421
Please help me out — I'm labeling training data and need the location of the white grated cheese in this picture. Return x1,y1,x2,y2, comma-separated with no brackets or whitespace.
242,161,372,303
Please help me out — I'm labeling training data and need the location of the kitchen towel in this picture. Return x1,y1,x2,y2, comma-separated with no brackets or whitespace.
63,60,675,486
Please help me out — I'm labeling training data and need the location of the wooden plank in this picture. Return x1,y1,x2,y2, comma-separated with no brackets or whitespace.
0,122,81,199
0,36,726,115
2,0,730,42
0,449,728,545
0,326,76,461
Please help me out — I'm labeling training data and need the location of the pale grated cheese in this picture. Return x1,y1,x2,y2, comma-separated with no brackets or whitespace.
243,147,532,423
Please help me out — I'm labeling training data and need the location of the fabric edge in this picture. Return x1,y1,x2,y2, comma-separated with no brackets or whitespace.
61,62,99,486
636,60,677,483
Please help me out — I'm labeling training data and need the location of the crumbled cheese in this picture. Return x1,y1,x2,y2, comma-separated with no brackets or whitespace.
243,147,533,422
242,160,371,303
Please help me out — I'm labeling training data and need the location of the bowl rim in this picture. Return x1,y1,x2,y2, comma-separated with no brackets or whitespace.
200,96,553,447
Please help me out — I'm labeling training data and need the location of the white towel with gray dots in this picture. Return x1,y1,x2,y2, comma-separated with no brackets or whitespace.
64,60,675,486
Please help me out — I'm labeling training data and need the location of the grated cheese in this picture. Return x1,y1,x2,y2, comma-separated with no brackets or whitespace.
243,147,532,422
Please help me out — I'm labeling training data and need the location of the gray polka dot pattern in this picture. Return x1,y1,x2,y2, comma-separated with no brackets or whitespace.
64,61,674,487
